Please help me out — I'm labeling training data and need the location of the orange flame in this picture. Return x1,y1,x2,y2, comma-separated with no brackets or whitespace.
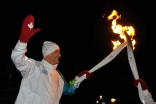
108,10,136,50
112,40,121,50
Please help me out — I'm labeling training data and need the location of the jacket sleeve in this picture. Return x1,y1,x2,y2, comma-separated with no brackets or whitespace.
11,40,38,78
143,90,155,104
144,94,155,104
56,69,77,96
62,81,76,96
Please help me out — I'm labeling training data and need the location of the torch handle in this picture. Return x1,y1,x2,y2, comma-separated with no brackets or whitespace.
75,41,127,83
124,32,145,104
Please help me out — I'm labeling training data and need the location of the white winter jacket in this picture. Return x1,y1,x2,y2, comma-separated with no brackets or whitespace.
11,40,64,104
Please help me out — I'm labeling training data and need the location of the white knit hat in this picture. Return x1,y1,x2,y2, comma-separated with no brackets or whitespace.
42,41,59,57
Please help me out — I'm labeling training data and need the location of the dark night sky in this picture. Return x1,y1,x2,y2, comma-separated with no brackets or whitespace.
0,1,156,104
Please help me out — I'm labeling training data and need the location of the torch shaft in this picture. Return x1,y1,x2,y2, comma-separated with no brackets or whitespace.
124,32,145,104
75,41,127,83
89,41,127,72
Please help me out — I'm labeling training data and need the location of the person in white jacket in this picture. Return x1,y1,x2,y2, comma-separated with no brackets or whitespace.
133,78,156,104
11,15,93,104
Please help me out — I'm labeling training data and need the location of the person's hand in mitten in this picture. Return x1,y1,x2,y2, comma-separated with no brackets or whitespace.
19,15,41,43
133,78,156,104
72,70,93,89
133,78,148,90
77,70,93,80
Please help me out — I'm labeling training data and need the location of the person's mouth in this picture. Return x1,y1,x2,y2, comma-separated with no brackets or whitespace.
56,57,60,59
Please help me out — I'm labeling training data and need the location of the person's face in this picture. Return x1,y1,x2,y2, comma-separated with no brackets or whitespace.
45,49,61,65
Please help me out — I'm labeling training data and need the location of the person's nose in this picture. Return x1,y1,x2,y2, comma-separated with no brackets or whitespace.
59,53,61,57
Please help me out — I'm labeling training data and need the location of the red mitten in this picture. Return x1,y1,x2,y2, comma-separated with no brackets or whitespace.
78,70,93,80
19,15,41,43
133,78,148,90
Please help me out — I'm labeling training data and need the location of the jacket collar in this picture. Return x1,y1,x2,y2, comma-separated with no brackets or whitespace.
41,59,58,71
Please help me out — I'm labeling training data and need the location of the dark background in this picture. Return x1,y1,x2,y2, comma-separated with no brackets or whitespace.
0,0,155,104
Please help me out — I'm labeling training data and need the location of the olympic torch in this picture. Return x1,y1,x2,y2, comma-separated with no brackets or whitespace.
75,10,128,83
75,41,127,83
124,31,145,104
107,10,145,104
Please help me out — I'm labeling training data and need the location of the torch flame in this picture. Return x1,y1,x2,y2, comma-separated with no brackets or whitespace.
112,40,121,50
108,10,136,50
